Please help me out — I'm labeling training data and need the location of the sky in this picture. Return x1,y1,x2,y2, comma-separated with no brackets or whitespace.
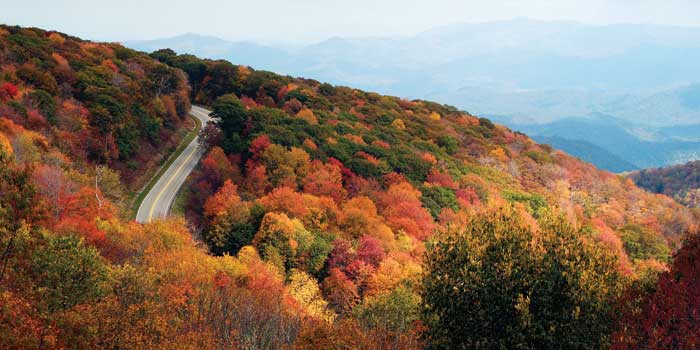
2,0,700,44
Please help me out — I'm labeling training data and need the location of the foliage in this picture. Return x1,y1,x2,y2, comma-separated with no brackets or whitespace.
212,93,248,153
629,159,700,207
288,269,335,322
30,233,108,311
0,24,191,183
618,224,671,262
420,185,459,219
421,210,624,349
156,47,698,349
611,232,700,349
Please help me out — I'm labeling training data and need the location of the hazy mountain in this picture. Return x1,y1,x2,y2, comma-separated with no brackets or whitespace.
126,20,700,94
497,114,700,170
125,19,700,170
126,33,293,70
607,84,700,126
533,136,638,173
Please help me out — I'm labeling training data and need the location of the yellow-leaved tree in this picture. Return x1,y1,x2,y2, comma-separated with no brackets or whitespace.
288,269,335,322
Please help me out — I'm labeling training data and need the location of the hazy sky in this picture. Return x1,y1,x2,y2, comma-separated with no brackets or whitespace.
2,0,700,43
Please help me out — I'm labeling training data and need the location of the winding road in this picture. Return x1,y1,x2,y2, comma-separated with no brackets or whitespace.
136,105,213,223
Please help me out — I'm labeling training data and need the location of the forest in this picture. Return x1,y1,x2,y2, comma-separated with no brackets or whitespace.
1,25,699,349
629,160,700,208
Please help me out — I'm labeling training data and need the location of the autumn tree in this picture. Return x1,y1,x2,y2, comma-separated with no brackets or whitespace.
202,179,259,255
327,238,354,272
611,232,700,349
322,268,360,316
29,233,108,312
32,164,75,221
254,212,302,273
0,82,19,102
0,150,41,283
294,318,371,350
379,182,434,240
288,269,335,322
356,235,385,268
303,160,347,202
200,146,237,188
212,93,248,153
354,286,423,350
421,210,624,350
260,144,311,189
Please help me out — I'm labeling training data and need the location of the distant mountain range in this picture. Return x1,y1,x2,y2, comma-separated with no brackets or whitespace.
531,136,637,173
493,114,700,171
125,19,700,171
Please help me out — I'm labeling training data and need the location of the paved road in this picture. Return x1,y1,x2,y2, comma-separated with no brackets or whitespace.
136,105,213,223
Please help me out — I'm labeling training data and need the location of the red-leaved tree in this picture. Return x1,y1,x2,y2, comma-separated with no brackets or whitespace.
611,232,700,349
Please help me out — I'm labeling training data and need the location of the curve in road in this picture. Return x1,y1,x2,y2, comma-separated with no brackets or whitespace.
136,105,212,223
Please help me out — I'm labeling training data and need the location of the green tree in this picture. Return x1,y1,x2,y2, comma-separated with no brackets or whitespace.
212,93,248,153
149,48,177,65
204,61,239,101
180,57,208,97
354,285,420,333
27,89,57,124
437,135,459,155
618,224,671,262
421,210,623,350
30,233,108,312
420,185,459,219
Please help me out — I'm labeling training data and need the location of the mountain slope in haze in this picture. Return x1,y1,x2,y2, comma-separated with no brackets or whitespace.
608,83,700,125
533,135,637,172
125,19,700,125
496,114,700,170
127,33,292,70
126,20,700,170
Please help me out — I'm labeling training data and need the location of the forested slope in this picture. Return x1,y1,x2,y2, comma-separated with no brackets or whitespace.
629,160,700,208
154,49,699,347
0,25,191,186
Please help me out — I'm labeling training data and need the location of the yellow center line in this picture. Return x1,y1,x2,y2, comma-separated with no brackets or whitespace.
147,141,199,222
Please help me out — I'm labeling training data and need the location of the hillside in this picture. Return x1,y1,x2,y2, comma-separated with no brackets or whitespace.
1,25,698,349
629,160,700,207
127,21,700,172
153,49,699,347
0,25,191,190
151,48,695,241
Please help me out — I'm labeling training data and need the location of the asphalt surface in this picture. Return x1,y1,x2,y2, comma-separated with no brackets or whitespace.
136,105,213,223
